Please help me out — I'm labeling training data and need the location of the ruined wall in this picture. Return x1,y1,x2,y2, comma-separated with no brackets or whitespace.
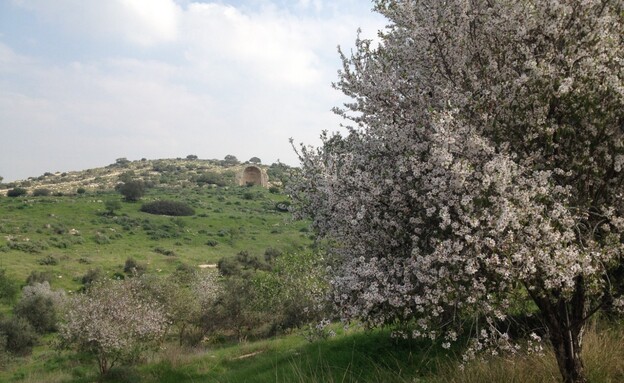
239,165,269,187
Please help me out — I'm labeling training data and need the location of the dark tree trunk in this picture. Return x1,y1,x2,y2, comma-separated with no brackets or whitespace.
548,317,587,383
530,277,589,383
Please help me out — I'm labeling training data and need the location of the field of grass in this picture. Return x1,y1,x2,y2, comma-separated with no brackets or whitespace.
2,321,624,383
0,184,309,291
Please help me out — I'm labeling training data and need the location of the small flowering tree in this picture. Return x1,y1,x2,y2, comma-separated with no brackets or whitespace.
59,278,169,376
292,1,624,382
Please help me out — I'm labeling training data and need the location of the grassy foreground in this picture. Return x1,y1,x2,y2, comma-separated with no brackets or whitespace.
2,322,624,383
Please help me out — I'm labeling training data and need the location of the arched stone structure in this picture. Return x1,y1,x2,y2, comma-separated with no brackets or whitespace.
239,165,269,187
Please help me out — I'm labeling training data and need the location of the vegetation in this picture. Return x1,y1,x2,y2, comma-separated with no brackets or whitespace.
60,278,169,376
6,188,27,197
117,180,145,202
140,200,195,216
292,1,624,382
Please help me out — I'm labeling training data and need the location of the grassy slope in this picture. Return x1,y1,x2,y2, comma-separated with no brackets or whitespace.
0,185,308,291
8,323,624,383
0,326,454,383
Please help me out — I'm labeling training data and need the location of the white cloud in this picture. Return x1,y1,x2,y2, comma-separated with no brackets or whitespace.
12,0,182,46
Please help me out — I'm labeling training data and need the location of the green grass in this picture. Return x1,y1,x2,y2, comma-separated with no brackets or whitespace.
0,185,309,291
0,326,455,383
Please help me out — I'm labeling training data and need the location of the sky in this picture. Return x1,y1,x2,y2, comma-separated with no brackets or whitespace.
0,0,386,182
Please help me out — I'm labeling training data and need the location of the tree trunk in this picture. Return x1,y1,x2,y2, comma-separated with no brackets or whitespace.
548,318,587,383
529,277,589,383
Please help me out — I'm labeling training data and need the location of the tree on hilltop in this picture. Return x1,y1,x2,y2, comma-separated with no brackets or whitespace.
222,154,240,167
292,1,624,382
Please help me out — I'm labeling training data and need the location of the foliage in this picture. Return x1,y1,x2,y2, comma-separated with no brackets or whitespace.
0,269,19,304
222,155,240,167
117,180,145,202
14,281,65,333
186,154,198,160
25,270,53,285
249,157,262,164
142,271,221,346
59,278,170,376
292,1,624,382
195,171,228,187
6,188,27,197
32,188,51,197
104,199,122,215
267,161,297,186
140,200,195,216
123,258,146,276
0,316,37,356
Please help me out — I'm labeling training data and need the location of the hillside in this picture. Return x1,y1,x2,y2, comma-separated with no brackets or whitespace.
0,157,305,290
0,157,293,197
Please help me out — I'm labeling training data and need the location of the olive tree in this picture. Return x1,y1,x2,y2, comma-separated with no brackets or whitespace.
117,180,145,202
59,278,169,376
292,1,624,382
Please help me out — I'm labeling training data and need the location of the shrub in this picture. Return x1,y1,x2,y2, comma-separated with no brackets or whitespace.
26,270,53,285
37,255,58,265
275,201,290,212
7,188,27,197
104,199,122,215
206,239,218,247
79,268,102,289
195,172,227,187
14,282,64,333
93,232,111,245
59,278,169,376
264,247,282,263
33,188,51,197
117,180,145,202
0,269,19,304
123,258,146,276
154,247,177,257
140,200,195,216
76,187,86,195
0,317,37,355
7,239,49,253
242,191,256,200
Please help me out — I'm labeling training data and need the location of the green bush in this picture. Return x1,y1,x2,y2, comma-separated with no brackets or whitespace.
26,270,53,285
0,270,18,304
275,201,291,212
123,258,146,276
140,200,195,216
7,239,49,253
37,255,58,265
154,247,177,257
104,199,122,215
7,188,27,197
14,294,57,333
196,172,227,187
33,188,51,197
117,180,145,202
0,317,37,355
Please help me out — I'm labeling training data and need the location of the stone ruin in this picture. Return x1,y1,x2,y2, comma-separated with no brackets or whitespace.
238,165,269,187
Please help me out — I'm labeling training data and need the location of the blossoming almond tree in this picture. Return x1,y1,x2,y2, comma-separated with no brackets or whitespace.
291,1,624,382
59,278,170,376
